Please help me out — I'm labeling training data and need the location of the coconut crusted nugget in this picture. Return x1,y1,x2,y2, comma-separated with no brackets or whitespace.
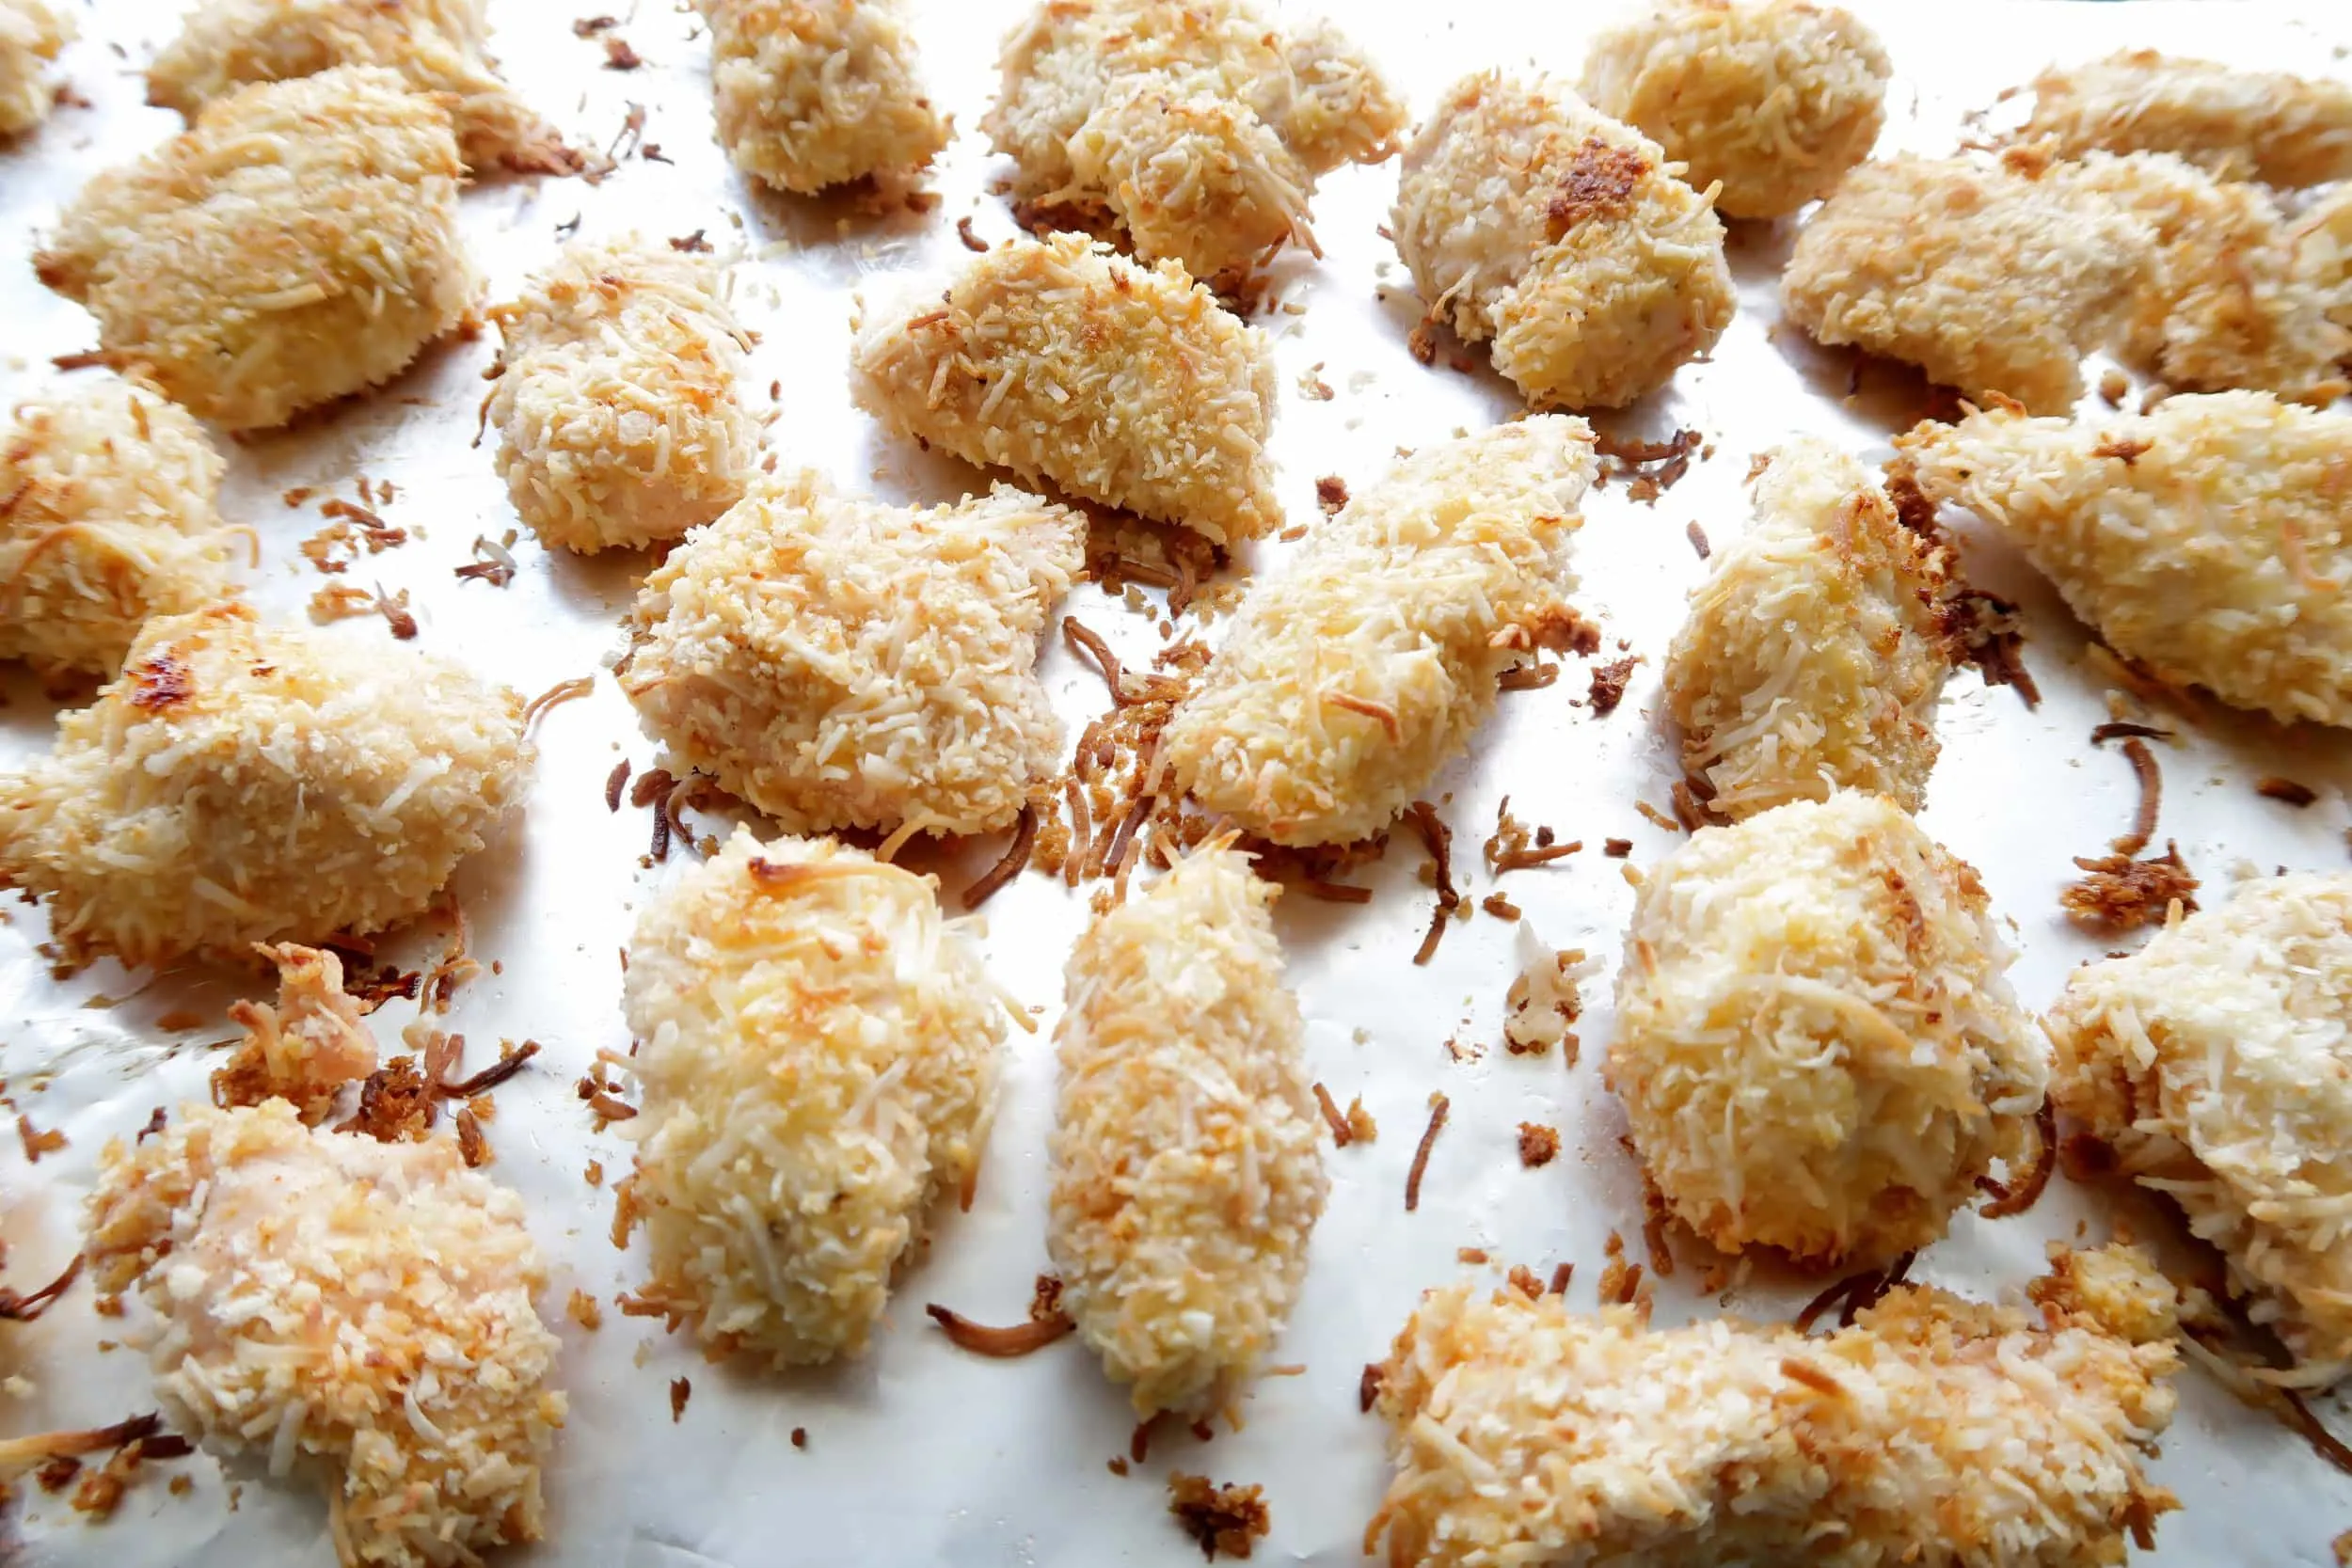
621,830,1009,1366
700,0,948,194
1663,438,1957,819
1899,391,2352,727
1392,73,1735,410
1366,1276,2179,1567
850,232,1279,545
87,1101,565,1568
487,236,755,553
1580,0,1890,221
1050,843,1326,1419
984,0,1406,283
33,67,479,431
2022,49,2352,188
622,470,1083,836
0,377,242,677
1611,791,2047,1267
0,603,530,971
1164,417,1594,847
0,0,72,136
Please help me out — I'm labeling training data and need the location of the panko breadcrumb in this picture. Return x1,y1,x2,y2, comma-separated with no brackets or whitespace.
1368,1276,2178,1566
1662,437,1956,818
850,233,1279,545
983,0,1406,282
215,942,379,1124
1782,153,2155,413
487,235,755,553
33,67,479,431
86,1100,565,1568
1580,0,1889,220
622,831,1009,1366
1611,791,2046,1266
0,377,240,676
1899,391,2352,727
2047,873,2352,1384
622,470,1083,836
1164,418,1595,847
2021,50,2352,187
0,0,72,135
0,603,530,971
700,0,948,194
1049,843,1326,1418
1392,73,1734,410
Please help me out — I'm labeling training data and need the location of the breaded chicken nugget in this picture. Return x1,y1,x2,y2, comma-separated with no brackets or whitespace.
1663,439,1956,818
0,378,241,677
2048,873,2352,1384
0,603,530,971
1392,73,1735,410
621,830,1009,1366
1164,418,1594,847
850,233,1279,544
622,470,1082,836
213,942,379,1124
1580,0,1889,220
984,0,1405,283
0,0,72,135
33,68,479,431
487,236,755,553
1050,843,1325,1418
1899,391,2352,727
2022,50,2352,187
701,0,947,193
87,1100,565,1568
1367,1276,2179,1567
1611,791,2045,1266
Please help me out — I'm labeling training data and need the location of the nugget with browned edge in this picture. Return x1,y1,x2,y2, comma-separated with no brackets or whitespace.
701,0,948,193
2021,49,2352,186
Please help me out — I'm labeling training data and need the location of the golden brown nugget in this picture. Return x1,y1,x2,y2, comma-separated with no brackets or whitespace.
2021,49,2352,187
0,0,71,135
701,0,948,193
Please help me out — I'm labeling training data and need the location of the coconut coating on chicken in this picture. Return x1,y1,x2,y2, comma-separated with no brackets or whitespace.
2021,49,2352,187
701,0,948,193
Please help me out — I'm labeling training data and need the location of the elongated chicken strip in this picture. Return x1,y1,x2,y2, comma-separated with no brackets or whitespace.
701,0,948,193
0,0,71,135
2021,49,2352,187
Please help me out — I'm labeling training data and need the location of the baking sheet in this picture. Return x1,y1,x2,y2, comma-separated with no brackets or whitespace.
5,1,2352,1563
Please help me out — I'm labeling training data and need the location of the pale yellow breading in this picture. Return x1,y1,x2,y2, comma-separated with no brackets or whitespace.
1663,438,1954,819
215,942,380,1125
487,236,756,553
1164,418,1594,847
700,0,948,194
2047,873,2352,1385
983,0,1405,282
1050,843,1325,1419
0,603,530,971
850,232,1279,544
34,67,479,432
2022,49,2352,187
1899,391,2352,727
87,1100,565,1568
1580,0,1889,220
1392,72,1735,410
621,830,1009,1367
1611,791,2046,1267
622,470,1083,837
0,377,240,676
0,0,72,136
1368,1278,2179,1567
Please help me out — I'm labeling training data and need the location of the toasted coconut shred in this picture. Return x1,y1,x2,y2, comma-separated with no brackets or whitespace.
2019,49,2352,187
700,0,947,194
0,0,73,135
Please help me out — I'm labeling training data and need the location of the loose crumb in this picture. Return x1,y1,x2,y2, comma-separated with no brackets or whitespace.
584,1159,605,1187
669,1377,691,1422
1507,1263,1544,1299
1586,656,1638,716
1108,1455,1131,1476
1314,475,1349,515
16,1114,65,1163
791,1427,807,1449
567,1289,603,1331
2258,776,2319,807
1603,837,1633,857
1517,1122,1560,1167
1406,1092,1450,1212
1343,1096,1377,1144
1167,1473,1271,1560
2063,844,2200,932
603,35,642,69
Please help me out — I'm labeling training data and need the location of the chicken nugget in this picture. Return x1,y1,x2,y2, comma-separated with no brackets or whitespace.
0,0,71,135
2021,49,2352,187
701,0,947,193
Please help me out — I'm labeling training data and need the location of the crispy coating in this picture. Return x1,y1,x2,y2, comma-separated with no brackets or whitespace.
0,0,72,135
0,378,240,676
622,470,1083,836
700,0,948,193
487,236,755,553
1663,438,1955,818
850,232,1279,544
2048,873,2352,1384
1392,72,1734,410
1783,154,2155,413
2022,50,2352,187
1611,791,2046,1267
1899,391,2352,727
215,942,380,1125
1580,0,1889,220
983,0,1406,282
1050,844,1325,1418
86,1101,565,1568
0,603,530,971
621,831,1008,1366
1164,418,1594,847
1367,1277,2178,1567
